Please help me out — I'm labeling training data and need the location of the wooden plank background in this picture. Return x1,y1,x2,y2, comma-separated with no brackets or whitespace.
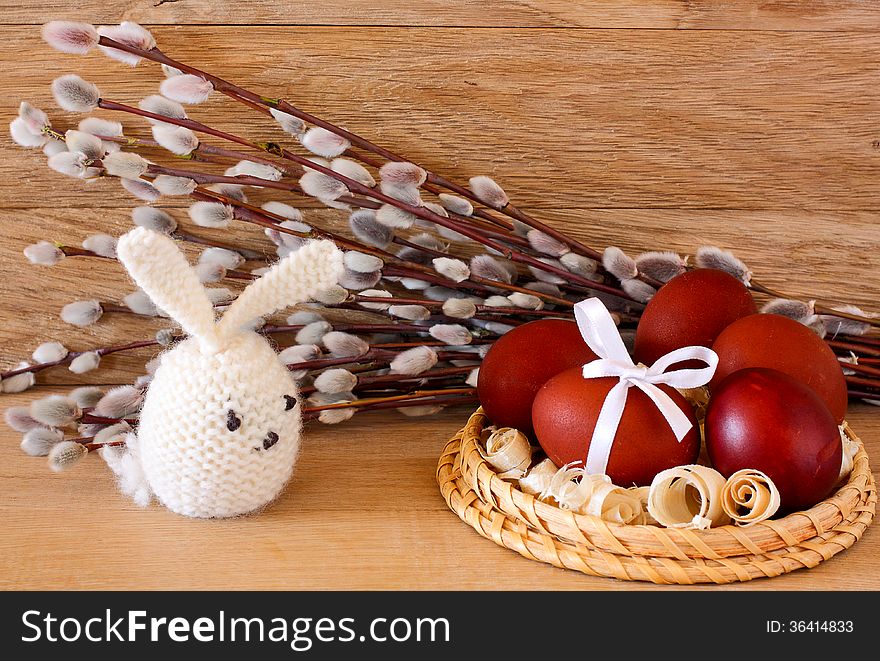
0,1,878,590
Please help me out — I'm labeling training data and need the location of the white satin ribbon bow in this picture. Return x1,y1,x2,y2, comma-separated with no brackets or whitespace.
573,298,719,476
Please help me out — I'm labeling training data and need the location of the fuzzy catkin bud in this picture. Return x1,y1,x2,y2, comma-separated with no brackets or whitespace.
356,290,393,310
469,175,508,209
437,193,474,216
24,241,64,266
621,278,657,303
527,230,569,257
313,285,350,305
21,427,65,457
315,369,359,395
379,162,427,187
152,175,198,196
120,178,161,202
1,363,35,393
226,160,283,182
10,118,47,148
32,341,68,364
469,255,513,284
139,95,188,125
70,386,105,409
48,441,88,472
152,124,199,156
695,246,752,286
761,298,817,325
4,406,43,433
299,170,349,201
269,108,305,136
30,394,80,427
78,116,123,138
51,75,100,113
160,74,214,105
375,204,417,229
343,251,384,274
390,346,438,375
64,130,103,160
48,151,88,178
93,385,143,419
323,332,369,358
69,351,101,374
189,201,234,229
389,305,431,321
429,324,472,346
296,321,333,346
97,22,156,66
61,300,102,327
331,159,375,187
348,209,394,249
104,152,149,179
635,251,685,283
132,206,177,234
602,246,638,281
508,292,544,310
42,21,99,55
300,127,350,158
442,298,477,319
379,182,422,207
338,267,380,291
432,257,470,283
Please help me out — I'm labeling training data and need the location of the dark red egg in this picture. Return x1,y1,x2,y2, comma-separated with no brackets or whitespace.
531,367,700,486
634,269,756,366
477,319,598,435
705,367,842,512
710,313,848,423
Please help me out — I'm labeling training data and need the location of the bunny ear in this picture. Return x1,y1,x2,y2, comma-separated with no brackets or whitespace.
116,227,220,349
217,239,343,336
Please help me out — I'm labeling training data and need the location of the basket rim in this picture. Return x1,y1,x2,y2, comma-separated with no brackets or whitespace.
438,432,876,584
457,407,874,560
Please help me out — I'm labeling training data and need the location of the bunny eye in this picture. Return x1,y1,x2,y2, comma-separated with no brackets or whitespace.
283,395,296,411
226,409,242,431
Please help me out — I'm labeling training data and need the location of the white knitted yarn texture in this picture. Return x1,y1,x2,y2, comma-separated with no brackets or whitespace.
111,227,343,518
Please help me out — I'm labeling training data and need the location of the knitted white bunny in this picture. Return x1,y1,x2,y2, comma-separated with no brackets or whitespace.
103,227,343,518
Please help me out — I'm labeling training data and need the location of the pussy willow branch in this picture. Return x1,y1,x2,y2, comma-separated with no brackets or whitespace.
96,36,615,260
190,186,576,305
95,97,634,303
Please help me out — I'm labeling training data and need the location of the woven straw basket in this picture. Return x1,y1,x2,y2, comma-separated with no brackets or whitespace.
437,408,876,584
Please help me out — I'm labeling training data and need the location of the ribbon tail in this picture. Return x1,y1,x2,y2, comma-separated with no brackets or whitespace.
585,381,630,475
634,381,693,441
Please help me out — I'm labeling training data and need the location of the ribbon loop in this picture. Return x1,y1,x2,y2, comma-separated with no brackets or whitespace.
573,298,719,476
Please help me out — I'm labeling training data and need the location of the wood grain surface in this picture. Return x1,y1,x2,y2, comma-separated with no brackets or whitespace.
0,2,878,590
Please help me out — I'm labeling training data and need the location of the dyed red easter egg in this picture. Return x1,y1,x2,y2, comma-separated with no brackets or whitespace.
710,313,848,423
532,367,700,486
705,368,842,512
634,269,756,366
477,319,597,435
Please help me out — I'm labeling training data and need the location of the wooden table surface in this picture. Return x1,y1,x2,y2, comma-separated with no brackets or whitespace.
1,1,878,590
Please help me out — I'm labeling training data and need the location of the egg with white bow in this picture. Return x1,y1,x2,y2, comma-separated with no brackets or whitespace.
531,297,716,487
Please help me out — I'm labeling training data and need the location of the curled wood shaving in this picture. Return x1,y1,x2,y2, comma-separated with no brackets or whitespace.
584,481,644,524
479,426,532,478
538,464,643,524
676,386,710,422
837,426,860,485
628,486,658,525
720,469,781,526
518,458,559,495
647,465,730,529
